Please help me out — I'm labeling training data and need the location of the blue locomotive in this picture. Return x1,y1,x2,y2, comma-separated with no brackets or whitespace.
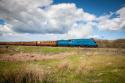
57,39,97,47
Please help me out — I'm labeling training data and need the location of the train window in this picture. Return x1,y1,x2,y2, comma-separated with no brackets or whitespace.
37,41,40,44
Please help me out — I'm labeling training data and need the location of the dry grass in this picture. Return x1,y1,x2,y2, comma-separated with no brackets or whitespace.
0,64,54,83
0,45,125,83
56,61,71,70
0,54,125,83
0,64,42,83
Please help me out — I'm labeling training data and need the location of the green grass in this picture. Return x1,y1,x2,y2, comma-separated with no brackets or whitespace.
0,45,73,55
0,55,125,83
0,45,125,83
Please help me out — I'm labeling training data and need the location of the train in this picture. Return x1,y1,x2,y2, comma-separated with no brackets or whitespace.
0,39,98,47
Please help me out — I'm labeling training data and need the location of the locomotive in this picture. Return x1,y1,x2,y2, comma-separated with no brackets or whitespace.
57,39,97,47
0,39,98,47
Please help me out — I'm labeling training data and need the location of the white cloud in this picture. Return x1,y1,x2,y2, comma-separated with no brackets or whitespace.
43,3,96,34
0,0,53,33
97,7,125,30
0,24,15,36
67,23,93,39
88,35,101,39
0,0,96,39
0,0,125,41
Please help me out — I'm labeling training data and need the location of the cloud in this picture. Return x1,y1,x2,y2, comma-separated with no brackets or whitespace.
0,0,53,33
67,23,93,39
0,24,14,36
88,35,102,39
0,0,96,39
0,0,125,41
97,7,125,30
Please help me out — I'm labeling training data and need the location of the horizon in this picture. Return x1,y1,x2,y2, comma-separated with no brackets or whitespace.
0,38,125,42
0,0,125,41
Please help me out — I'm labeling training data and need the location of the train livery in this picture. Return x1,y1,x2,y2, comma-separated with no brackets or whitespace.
0,39,98,47
57,39,97,47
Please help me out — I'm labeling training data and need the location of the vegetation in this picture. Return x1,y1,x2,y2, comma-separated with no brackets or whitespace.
0,45,125,83
96,39,125,48
0,45,73,55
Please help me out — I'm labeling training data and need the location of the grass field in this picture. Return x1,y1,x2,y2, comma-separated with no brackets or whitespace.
0,45,125,83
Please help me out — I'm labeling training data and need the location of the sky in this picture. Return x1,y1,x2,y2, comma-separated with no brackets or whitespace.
0,0,125,41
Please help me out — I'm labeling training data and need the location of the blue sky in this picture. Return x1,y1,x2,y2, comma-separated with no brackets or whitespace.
0,19,5,25
54,0,125,16
0,0,125,41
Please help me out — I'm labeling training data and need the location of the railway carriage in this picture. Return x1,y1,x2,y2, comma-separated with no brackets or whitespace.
36,41,56,46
